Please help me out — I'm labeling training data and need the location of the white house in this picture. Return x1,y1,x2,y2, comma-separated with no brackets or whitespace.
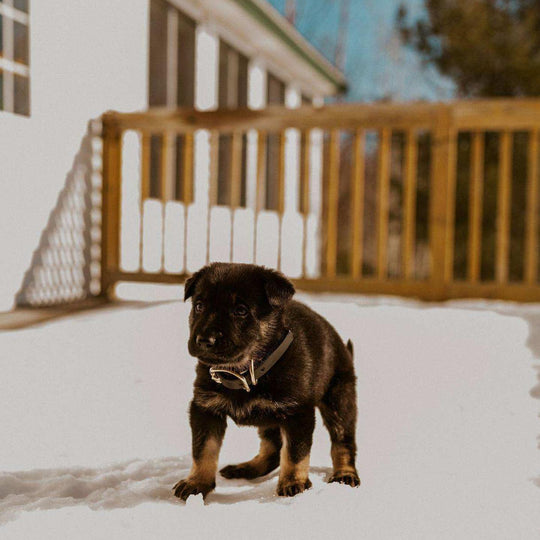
0,0,346,310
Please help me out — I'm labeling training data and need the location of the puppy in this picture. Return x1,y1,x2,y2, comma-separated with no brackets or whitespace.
173,263,360,499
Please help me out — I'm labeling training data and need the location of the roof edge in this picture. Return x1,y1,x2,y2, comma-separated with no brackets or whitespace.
230,0,347,93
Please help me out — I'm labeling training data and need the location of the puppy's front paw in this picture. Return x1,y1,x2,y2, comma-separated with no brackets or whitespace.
276,478,312,497
172,478,215,501
328,471,360,487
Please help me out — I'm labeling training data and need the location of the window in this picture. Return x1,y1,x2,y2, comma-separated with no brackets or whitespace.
0,0,30,115
148,0,195,199
265,73,286,210
216,40,248,207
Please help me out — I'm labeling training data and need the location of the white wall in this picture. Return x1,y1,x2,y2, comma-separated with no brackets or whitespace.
0,0,148,310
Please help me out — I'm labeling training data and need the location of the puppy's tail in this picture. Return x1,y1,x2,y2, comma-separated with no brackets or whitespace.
346,339,354,358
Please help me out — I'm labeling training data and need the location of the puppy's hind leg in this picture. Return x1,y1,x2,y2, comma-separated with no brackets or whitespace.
220,426,282,479
319,373,360,487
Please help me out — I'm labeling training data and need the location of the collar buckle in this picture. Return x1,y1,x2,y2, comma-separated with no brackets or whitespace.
249,359,257,386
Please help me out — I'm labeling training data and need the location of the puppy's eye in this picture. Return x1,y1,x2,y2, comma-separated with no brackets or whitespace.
194,301,204,313
234,304,248,317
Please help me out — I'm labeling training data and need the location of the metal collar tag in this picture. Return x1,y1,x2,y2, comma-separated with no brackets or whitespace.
209,366,252,392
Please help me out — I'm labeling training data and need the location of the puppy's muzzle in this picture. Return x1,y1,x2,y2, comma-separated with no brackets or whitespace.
196,330,223,350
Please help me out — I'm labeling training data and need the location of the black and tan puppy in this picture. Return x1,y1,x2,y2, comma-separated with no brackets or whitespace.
173,262,360,500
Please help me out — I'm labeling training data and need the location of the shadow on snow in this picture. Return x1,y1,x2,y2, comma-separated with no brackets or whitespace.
0,456,332,523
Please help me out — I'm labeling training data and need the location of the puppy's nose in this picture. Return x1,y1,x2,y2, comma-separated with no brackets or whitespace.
196,331,222,349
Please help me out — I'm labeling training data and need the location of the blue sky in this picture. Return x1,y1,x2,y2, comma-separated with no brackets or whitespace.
267,0,454,101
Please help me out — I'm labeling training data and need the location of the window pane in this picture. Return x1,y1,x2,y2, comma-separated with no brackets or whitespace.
149,0,168,106
267,73,285,105
238,54,248,108
14,21,29,65
14,0,29,13
14,74,29,115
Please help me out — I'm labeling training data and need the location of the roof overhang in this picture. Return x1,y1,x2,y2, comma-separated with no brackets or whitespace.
172,0,347,97
230,0,347,95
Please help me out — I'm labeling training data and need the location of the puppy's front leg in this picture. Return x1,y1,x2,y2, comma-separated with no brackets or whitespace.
277,408,315,497
173,400,226,501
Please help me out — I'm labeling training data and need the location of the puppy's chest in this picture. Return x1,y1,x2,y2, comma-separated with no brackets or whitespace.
195,389,296,425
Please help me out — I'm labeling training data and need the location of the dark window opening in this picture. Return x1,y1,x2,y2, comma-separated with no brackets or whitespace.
265,73,286,210
216,40,249,207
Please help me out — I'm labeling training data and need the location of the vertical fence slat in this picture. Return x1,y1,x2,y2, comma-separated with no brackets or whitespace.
430,106,452,293
326,130,340,278
100,123,122,295
351,129,365,279
468,131,484,282
525,130,539,284
402,128,417,280
230,131,242,208
160,133,172,271
183,133,194,205
140,133,150,270
301,130,311,277
278,131,286,215
443,128,457,283
183,132,194,271
229,131,242,262
253,130,266,264
301,131,311,216
496,130,512,284
206,131,219,264
160,134,171,201
376,128,391,280
277,131,286,270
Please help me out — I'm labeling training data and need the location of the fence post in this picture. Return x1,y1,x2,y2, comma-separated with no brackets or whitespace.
430,105,454,299
100,116,122,299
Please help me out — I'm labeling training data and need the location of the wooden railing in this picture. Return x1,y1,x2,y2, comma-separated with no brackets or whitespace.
101,99,540,302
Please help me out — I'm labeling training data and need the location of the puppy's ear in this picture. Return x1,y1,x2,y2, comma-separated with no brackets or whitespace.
184,267,207,301
263,268,295,307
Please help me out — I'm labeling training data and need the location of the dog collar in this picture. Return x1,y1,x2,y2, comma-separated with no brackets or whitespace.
209,330,293,392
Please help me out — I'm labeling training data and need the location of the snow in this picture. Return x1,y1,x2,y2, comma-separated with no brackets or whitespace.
1,295,539,539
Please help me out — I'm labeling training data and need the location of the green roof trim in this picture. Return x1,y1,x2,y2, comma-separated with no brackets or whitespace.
230,0,347,93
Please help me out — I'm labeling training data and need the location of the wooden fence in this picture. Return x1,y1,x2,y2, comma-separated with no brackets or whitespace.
101,99,540,302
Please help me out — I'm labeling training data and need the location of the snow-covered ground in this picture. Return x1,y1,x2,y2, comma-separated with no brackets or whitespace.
1,293,539,539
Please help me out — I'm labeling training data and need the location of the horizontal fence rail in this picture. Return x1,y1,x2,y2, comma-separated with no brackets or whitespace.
101,99,540,302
